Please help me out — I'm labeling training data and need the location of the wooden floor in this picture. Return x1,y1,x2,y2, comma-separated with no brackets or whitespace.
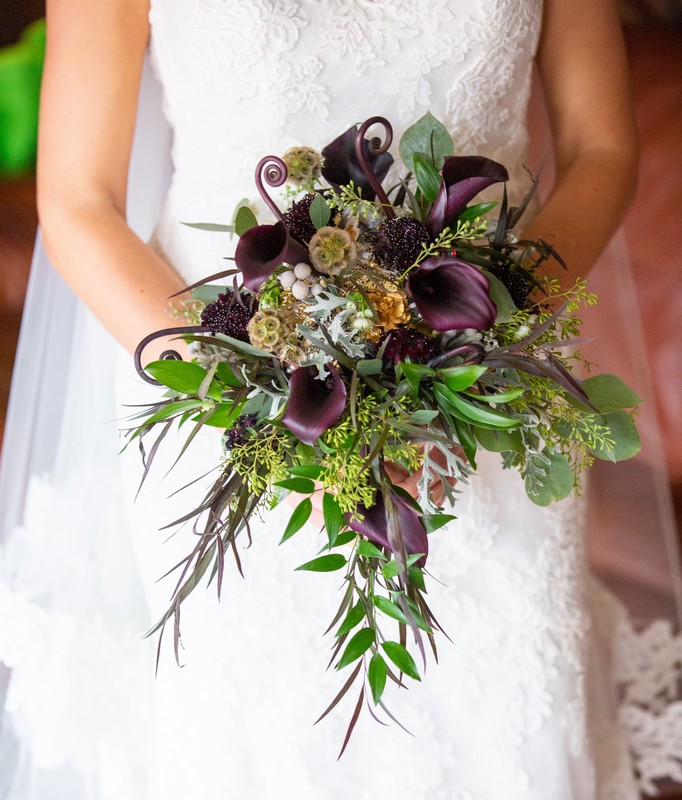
0,24,680,798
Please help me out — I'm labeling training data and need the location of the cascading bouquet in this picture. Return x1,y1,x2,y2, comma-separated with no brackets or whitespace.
129,113,640,750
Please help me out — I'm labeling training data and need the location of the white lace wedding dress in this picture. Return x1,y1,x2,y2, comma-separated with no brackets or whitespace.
1,1,682,798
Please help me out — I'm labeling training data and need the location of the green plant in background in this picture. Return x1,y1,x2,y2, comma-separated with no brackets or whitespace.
0,18,46,176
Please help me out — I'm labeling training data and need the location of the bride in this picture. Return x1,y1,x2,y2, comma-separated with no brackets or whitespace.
1,0,681,798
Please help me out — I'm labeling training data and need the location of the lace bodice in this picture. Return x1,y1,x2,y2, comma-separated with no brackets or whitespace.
148,0,542,281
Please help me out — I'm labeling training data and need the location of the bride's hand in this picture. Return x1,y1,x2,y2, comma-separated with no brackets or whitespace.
384,444,460,506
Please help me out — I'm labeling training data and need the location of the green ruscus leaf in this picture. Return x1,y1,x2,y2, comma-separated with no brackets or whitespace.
336,627,376,670
275,477,316,494
323,492,344,547
372,595,409,625
381,641,421,681
279,498,313,544
295,553,347,573
336,602,365,638
368,653,388,705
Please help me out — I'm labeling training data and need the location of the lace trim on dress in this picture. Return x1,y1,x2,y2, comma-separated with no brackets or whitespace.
590,576,682,795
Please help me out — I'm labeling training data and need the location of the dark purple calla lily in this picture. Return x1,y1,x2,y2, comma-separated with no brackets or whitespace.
235,221,309,292
282,365,347,445
321,125,394,201
347,490,428,568
408,256,497,331
426,156,509,236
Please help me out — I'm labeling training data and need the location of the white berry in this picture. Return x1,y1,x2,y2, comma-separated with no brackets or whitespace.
291,280,311,299
279,270,296,289
310,282,324,296
293,262,312,279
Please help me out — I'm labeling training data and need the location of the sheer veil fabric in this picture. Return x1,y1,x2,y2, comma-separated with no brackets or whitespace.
0,2,681,797
0,60,172,797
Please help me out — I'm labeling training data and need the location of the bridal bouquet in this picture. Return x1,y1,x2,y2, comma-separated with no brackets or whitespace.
129,113,640,750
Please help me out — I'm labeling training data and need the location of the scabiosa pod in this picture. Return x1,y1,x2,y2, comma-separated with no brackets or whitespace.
282,146,323,186
309,226,357,276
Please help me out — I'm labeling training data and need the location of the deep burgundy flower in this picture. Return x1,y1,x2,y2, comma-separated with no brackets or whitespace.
426,156,509,236
321,125,394,201
377,217,432,271
235,221,309,291
200,290,256,342
347,489,428,567
222,414,259,450
282,365,347,445
377,328,438,366
487,262,533,309
282,193,318,246
408,256,496,331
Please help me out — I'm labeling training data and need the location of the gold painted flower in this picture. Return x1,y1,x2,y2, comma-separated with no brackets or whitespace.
368,288,411,331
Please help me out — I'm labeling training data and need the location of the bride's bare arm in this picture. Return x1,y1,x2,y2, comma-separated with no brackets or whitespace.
38,0,187,359
524,0,638,283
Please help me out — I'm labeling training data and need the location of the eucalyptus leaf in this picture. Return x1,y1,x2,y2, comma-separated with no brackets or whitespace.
309,193,332,229
191,284,225,304
589,411,641,462
475,426,524,453
581,374,641,414
295,553,347,573
381,641,421,681
234,205,258,236
368,653,387,705
279,498,313,544
336,627,376,670
181,221,234,232
525,451,574,507
399,111,454,172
